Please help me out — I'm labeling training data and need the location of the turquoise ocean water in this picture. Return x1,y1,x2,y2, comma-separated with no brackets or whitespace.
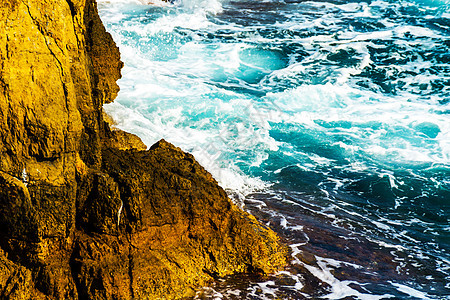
98,0,449,298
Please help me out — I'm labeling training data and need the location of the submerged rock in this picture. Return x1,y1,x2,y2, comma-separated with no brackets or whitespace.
0,0,286,299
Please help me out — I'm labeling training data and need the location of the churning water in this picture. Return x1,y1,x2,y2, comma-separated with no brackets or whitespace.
98,0,449,298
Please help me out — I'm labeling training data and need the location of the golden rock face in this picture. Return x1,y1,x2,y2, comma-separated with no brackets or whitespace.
0,1,287,299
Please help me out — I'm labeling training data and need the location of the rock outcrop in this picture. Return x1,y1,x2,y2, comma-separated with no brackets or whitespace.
0,0,286,299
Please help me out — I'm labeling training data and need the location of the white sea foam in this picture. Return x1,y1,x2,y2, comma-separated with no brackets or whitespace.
98,0,142,4
265,83,450,166
100,0,222,13
179,0,223,14
390,282,433,299
98,0,450,297
105,101,271,195
299,255,394,300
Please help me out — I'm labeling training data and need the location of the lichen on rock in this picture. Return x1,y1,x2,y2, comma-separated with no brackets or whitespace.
0,0,287,299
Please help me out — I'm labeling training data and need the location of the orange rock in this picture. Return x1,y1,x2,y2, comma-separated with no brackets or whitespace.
0,1,287,299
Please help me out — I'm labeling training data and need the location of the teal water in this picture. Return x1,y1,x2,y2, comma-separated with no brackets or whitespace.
98,0,449,298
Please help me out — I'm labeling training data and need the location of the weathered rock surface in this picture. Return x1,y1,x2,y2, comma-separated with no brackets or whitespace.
0,0,287,299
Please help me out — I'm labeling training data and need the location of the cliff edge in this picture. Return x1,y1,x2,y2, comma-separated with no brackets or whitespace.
0,0,286,299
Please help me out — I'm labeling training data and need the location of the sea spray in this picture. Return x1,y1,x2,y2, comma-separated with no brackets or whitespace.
98,0,450,298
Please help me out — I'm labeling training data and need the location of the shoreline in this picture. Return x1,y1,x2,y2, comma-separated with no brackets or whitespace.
96,0,450,298
0,0,287,298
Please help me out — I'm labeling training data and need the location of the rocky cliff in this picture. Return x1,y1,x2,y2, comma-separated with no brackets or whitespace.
0,0,286,299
